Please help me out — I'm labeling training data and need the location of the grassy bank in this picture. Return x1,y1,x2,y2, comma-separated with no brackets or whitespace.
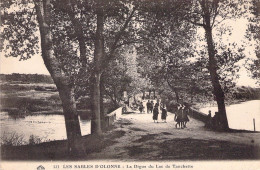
0,127,124,160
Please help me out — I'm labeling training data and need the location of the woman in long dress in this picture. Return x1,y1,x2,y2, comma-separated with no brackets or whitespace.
153,103,159,123
175,104,183,128
183,105,189,128
161,105,167,123
150,101,154,113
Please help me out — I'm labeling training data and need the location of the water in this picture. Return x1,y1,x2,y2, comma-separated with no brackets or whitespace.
199,100,260,131
0,112,91,144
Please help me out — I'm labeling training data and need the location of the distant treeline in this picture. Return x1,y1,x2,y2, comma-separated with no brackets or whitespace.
0,74,53,84
232,86,260,100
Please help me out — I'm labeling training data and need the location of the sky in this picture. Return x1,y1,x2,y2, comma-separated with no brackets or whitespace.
0,54,50,75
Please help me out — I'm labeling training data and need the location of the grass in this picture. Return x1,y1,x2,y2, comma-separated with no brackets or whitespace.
0,132,26,146
0,132,46,146
0,130,121,160
1,83,35,91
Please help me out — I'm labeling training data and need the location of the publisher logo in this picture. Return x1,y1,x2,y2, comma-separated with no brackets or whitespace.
37,165,45,170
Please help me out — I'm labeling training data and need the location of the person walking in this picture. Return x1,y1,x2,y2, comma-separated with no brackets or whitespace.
175,103,183,128
153,103,159,123
182,104,189,128
161,104,167,123
150,101,154,113
146,100,151,113
139,103,144,113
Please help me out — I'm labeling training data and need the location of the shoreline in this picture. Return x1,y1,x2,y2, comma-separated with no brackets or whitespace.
193,99,257,110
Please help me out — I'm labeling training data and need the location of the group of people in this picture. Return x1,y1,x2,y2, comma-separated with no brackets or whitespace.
138,103,144,113
137,100,190,128
146,100,154,113
151,102,168,123
174,103,189,128
205,110,221,130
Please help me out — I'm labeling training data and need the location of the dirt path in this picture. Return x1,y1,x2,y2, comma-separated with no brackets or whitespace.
86,112,260,160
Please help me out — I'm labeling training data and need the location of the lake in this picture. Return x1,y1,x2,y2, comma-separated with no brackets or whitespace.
0,112,91,144
199,100,260,131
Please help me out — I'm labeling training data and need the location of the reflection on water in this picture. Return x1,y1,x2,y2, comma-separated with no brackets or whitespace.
0,112,91,143
200,100,260,131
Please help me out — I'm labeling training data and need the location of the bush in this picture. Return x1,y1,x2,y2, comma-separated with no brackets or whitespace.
0,132,26,146
28,135,43,145
0,133,45,146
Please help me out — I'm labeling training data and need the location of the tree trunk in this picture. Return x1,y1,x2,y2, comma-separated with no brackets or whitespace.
91,3,104,135
174,89,180,103
91,73,102,135
100,75,106,131
65,0,88,69
204,23,229,130
57,84,81,152
34,0,81,153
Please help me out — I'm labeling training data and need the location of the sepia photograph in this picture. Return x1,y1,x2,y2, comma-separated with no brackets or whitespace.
0,0,260,169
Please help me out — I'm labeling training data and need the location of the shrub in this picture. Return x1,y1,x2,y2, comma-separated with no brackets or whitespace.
0,132,26,146
28,135,42,145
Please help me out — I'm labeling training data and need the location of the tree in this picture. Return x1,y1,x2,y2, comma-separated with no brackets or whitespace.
186,0,251,130
246,0,260,85
33,0,83,153
91,0,140,134
49,0,140,135
136,0,197,103
102,52,132,107
1,0,82,153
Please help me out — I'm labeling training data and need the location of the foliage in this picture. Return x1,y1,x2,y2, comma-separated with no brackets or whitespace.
136,0,204,103
1,132,45,146
28,135,43,145
230,86,260,100
1,0,39,60
245,0,260,85
0,132,26,146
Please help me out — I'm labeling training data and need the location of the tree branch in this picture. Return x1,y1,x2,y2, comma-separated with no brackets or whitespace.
55,0,88,68
188,19,205,27
101,6,137,72
211,0,220,28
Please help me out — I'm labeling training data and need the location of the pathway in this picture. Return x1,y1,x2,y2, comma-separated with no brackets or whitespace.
85,111,260,160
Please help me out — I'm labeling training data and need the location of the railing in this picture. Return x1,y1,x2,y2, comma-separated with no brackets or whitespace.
104,107,122,128
188,108,208,123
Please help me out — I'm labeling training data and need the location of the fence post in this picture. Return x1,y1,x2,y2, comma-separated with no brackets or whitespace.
253,118,256,132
